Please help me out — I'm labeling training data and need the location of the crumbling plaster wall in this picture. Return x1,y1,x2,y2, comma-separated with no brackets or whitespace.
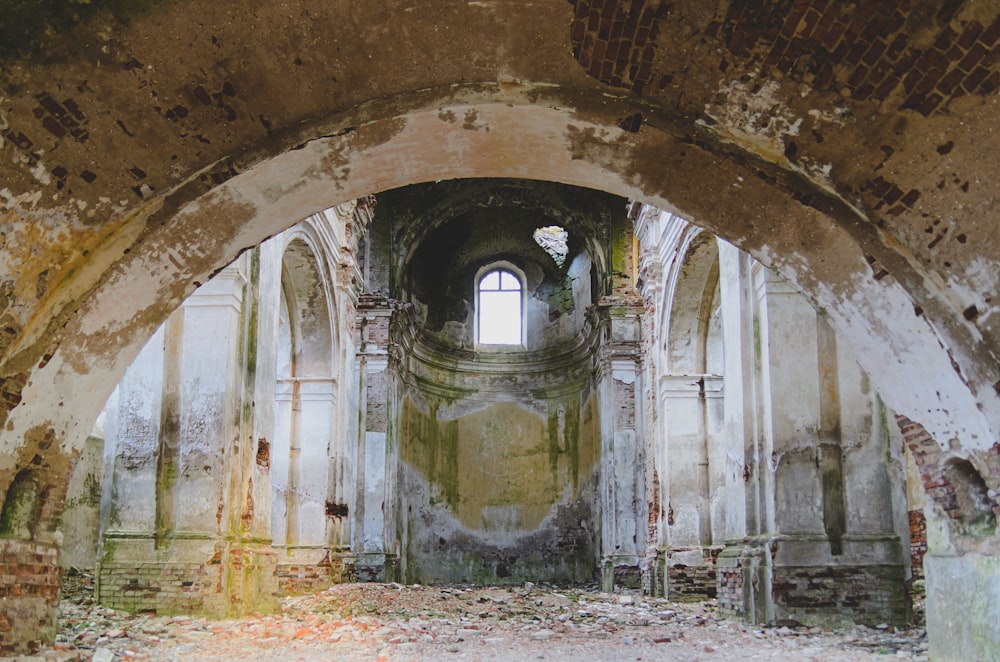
638,207,911,625
381,181,619,585
58,421,105,570
86,208,361,613
0,0,998,654
396,377,602,585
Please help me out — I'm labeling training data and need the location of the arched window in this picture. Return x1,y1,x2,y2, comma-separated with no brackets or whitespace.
477,267,523,346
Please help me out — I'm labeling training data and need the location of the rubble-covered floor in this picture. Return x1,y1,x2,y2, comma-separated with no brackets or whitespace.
22,572,929,661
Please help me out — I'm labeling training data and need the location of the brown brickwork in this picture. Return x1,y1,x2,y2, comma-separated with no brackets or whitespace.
896,415,1000,525
771,564,909,626
569,0,667,96
717,565,745,616
571,1,999,119
0,540,60,654
716,543,908,626
706,0,999,116
275,558,333,596
668,563,718,602
98,562,225,616
908,509,926,580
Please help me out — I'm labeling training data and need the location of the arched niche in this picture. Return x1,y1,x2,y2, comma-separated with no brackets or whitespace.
280,236,336,380
664,231,723,377
272,233,338,550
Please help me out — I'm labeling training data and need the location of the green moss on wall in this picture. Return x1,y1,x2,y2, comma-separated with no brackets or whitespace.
0,471,39,538
401,387,600,534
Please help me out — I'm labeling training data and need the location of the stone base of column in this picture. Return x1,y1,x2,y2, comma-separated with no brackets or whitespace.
222,541,277,617
666,547,720,602
716,539,771,624
330,551,357,584
356,552,398,582
771,562,908,627
647,550,667,597
601,554,641,592
275,546,332,595
771,533,908,628
0,539,61,654
98,534,277,617
717,535,908,627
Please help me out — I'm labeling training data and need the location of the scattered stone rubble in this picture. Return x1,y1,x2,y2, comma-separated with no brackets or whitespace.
16,571,928,661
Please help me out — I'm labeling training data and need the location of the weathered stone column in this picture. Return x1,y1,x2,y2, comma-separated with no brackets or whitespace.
763,272,907,627
715,241,772,623
352,295,398,581
597,303,646,592
275,377,336,546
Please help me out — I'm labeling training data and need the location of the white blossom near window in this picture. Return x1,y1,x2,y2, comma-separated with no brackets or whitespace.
478,268,522,345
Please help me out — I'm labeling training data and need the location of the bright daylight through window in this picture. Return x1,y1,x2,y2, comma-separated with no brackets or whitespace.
478,268,522,345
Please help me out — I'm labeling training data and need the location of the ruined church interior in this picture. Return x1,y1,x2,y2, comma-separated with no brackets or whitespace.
0,1,998,660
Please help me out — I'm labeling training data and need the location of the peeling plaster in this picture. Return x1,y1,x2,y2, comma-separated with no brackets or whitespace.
701,77,802,162
700,76,848,197
822,262,993,452
947,257,1000,336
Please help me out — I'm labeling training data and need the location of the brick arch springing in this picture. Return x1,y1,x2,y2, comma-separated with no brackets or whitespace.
896,415,1000,539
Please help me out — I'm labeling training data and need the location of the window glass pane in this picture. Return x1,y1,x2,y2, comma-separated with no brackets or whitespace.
499,270,519,291
481,271,500,290
479,290,521,344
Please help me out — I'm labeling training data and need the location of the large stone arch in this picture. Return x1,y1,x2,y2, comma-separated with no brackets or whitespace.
0,0,998,655
2,97,992,494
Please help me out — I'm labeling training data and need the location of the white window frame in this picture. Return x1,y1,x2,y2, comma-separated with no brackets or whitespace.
475,262,527,349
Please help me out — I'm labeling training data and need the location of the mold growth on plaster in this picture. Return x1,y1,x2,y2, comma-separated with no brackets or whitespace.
384,178,614,584
0,193,167,376
564,124,638,176
401,463,599,585
0,423,78,538
399,389,601,585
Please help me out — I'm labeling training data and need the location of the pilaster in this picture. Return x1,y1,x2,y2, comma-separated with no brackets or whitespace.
596,301,645,591
98,259,276,617
351,294,399,581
